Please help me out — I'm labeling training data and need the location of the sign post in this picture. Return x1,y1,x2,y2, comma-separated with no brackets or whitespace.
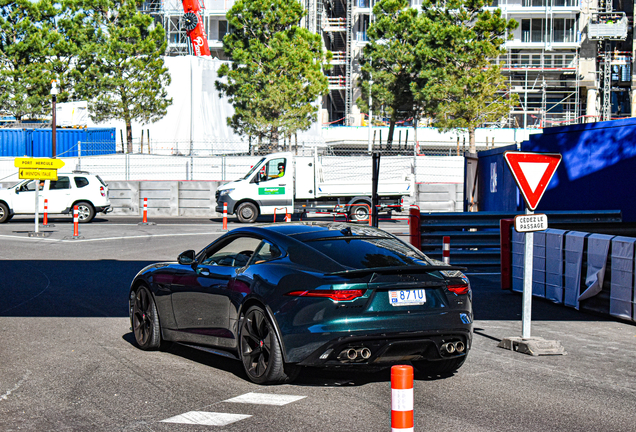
499,152,566,355
14,158,65,236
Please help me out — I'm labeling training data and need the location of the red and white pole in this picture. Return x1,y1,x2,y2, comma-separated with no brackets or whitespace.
73,205,79,237
223,202,228,230
142,198,148,224
442,236,450,265
285,209,291,222
43,199,48,226
391,365,414,432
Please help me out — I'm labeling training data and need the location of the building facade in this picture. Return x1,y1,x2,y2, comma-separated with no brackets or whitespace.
143,0,635,128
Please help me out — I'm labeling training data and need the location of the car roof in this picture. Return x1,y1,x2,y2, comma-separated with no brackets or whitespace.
255,222,394,242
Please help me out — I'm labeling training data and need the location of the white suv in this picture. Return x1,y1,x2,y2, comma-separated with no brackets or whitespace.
0,171,111,223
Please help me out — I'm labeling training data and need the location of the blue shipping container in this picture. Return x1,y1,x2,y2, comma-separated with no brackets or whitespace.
0,128,116,158
521,117,636,222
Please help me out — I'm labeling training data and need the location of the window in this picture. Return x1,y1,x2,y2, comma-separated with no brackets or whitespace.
252,241,282,264
50,177,70,190
219,20,228,40
74,177,89,188
307,238,430,269
202,236,262,267
253,158,286,182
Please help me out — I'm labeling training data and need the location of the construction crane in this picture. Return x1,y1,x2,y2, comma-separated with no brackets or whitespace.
182,0,211,56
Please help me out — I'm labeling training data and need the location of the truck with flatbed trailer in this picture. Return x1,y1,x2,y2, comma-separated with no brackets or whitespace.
215,152,414,223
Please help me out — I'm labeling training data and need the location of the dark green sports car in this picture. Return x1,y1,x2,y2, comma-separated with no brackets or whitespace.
129,222,473,384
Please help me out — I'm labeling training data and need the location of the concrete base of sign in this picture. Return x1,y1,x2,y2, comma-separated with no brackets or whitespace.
138,222,157,226
498,337,566,356
28,232,51,238
63,235,85,240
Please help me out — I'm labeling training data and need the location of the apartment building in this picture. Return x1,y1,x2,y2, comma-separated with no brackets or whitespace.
143,0,634,127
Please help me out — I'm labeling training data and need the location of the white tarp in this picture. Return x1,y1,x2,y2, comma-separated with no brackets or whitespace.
56,101,88,127
88,56,324,154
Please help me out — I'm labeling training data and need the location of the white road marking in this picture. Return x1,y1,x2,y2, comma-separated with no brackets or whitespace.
224,392,306,406
161,411,251,426
0,371,31,402
0,232,221,243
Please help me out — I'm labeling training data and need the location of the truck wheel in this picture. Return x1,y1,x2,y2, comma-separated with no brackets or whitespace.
0,203,10,223
349,202,370,223
236,202,258,223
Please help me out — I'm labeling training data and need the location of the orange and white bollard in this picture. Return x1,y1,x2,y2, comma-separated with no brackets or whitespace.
223,202,228,230
391,365,414,432
142,197,148,224
285,211,291,222
442,236,450,265
43,199,48,226
73,205,79,237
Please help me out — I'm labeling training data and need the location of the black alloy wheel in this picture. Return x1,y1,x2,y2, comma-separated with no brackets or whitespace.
131,286,161,350
239,306,297,384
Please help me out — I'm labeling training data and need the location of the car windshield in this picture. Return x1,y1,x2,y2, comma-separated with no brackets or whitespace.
306,238,430,269
241,158,265,180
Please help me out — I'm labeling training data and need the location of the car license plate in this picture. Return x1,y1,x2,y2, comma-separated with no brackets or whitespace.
389,289,426,306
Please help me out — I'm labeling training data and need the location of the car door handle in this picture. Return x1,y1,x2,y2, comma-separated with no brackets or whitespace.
196,268,210,276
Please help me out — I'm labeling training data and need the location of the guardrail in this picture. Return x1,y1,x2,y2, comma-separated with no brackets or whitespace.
409,210,623,268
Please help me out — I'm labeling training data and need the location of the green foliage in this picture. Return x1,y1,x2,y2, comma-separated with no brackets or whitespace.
0,0,170,150
416,0,518,150
217,0,329,144
77,0,171,150
357,0,421,146
0,0,51,120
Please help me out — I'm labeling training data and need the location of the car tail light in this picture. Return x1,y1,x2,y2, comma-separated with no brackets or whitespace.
100,186,105,197
447,283,470,295
286,289,366,302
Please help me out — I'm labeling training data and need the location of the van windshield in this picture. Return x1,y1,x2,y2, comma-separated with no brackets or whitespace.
241,158,265,180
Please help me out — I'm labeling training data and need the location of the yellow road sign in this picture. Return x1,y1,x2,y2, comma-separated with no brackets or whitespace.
19,168,58,181
14,157,65,170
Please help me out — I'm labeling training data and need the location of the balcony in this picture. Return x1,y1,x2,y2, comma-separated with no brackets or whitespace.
323,18,347,32
330,51,347,65
588,13,628,41
488,0,581,14
327,75,348,90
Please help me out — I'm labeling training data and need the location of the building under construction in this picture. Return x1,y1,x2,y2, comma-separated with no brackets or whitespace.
142,0,634,128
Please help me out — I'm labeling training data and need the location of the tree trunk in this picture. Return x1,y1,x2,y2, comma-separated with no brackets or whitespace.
387,119,396,151
126,121,133,154
469,127,476,154
412,117,418,155
270,127,279,150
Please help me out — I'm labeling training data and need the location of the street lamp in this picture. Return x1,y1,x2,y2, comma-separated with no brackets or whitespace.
368,78,373,153
50,80,58,158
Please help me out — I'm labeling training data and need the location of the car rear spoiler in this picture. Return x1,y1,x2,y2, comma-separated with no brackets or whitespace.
327,265,467,277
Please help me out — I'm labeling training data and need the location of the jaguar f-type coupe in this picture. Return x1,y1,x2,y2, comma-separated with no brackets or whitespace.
129,222,473,384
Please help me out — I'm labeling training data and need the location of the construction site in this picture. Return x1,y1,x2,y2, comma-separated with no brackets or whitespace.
141,0,634,129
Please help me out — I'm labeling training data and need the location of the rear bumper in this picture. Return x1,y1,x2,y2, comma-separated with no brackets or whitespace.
96,205,112,214
293,330,472,367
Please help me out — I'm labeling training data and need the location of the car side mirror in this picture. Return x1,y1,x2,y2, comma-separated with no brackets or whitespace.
178,250,196,266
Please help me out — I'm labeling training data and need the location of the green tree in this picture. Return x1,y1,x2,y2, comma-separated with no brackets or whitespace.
217,0,329,146
0,0,52,121
77,0,171,152
357,0,422,149
416,0,518,152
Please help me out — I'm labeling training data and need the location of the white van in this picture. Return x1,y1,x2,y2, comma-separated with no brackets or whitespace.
0,171,111,223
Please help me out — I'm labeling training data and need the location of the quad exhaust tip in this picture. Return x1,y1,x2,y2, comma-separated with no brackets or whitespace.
442,341,465,354
339,346,372,362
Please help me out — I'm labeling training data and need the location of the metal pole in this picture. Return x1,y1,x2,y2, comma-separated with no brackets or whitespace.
34,181,39,234
51,80,58,158
522,208,534,338
368,78,373,153
77,141,82,171
371,152,380,227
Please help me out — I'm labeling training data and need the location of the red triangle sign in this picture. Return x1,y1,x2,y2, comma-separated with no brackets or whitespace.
504,151,562,211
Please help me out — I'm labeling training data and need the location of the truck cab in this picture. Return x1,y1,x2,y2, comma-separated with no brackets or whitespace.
216,153,295,223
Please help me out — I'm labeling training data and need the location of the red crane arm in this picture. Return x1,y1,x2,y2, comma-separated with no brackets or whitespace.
182,0,211,56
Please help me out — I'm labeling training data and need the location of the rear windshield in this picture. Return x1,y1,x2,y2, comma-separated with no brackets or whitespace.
307,238,430,269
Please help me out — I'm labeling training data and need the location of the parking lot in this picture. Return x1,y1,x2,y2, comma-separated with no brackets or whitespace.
1,215,636,431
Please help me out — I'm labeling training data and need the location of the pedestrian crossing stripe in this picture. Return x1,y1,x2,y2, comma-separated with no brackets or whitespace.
161,411,251,426
223,392,306,406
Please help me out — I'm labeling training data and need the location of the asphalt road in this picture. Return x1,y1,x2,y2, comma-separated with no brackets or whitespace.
1,216,635,431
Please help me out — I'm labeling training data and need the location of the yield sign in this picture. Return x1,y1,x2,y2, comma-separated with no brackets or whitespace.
504,152,562,211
